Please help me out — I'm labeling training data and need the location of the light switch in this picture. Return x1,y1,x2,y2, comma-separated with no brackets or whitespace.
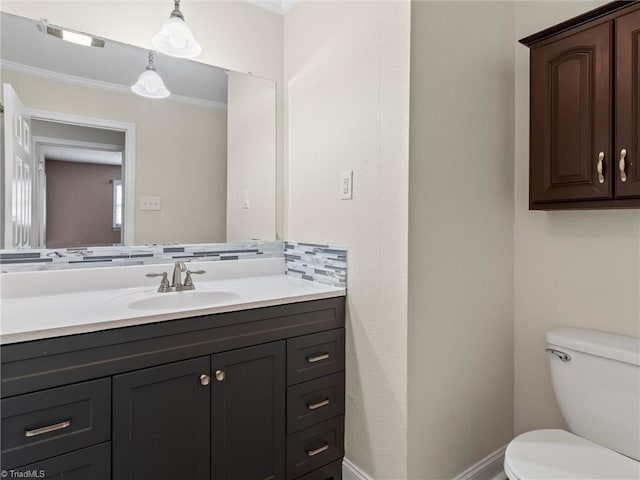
340,171,353,200
242,190,250,209
140,196,161,211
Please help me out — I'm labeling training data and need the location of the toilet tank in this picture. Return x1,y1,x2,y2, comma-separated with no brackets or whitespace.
546,328,640,461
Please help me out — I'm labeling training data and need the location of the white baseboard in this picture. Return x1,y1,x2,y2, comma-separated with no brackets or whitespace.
341,446,506,480
343,458,374,480
452,446,507,480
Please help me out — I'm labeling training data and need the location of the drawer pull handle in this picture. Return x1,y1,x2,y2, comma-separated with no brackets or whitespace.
306,443,329,457
307,398,331,410
25,419,71,437
307,353,330,363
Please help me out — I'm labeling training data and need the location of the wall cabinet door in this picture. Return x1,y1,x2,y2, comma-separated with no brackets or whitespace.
530,21,612,205
211,342,286,480
615,8,640,198
112,356,211,480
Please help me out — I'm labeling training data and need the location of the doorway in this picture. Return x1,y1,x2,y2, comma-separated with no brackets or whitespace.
3,82,136,248
33,123,125,248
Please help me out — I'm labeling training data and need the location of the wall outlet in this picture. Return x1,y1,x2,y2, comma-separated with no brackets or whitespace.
140,196,161,211
242,190,250,209
340,171,353,200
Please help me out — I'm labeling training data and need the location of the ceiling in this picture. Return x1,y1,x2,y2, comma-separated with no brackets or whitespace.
246,0,299,15
0,12,228,104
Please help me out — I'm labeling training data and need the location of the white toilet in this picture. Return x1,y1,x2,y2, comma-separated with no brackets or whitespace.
504,328,640,479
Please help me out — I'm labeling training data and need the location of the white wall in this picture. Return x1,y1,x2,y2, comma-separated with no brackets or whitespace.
1,0,286,239
227,72,277,241
284,1,411,478
408,2,515,478
2,68,227,244
514,1,640,435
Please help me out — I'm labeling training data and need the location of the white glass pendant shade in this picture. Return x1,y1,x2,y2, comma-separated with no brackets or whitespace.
131,52,170,99
152,3,201,58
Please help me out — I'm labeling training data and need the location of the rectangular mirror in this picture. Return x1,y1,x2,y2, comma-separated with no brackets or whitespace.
0,11,277,250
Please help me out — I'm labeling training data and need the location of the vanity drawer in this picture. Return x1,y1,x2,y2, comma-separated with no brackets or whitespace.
287,329,345,386
286,416,344,479
12,442,111,480
1,378,111,468
296,459,343,480
287,372,345,434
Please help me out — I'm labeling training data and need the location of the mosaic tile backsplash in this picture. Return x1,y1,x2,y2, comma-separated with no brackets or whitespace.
284,241,347,288
1,241,348,288
0,242,284,272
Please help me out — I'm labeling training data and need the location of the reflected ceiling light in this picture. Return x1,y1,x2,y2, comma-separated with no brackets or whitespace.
38,21,105,48
131,52,171,99
152,0,202,59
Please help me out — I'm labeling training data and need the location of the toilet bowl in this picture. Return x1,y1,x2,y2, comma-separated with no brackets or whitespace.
505,429,640,479
504,328,640,480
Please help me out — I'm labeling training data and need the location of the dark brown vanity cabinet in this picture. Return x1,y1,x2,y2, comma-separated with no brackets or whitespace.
521,1,640,209
0,297,345,480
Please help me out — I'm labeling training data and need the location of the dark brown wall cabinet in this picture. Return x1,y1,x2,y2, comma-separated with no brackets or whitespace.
521,1,640,209
1,297,346,480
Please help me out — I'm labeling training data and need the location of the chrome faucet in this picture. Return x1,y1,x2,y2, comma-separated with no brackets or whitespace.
172,261,187,291
146,261,206,292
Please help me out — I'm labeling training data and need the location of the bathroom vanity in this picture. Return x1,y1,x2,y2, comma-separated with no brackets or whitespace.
0,261,346,480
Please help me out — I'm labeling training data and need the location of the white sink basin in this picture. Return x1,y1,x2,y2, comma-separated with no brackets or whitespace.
109,290,239,311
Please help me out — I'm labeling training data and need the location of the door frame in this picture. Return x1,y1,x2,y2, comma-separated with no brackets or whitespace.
24,108,136,245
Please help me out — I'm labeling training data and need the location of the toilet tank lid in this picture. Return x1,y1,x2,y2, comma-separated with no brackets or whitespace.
546,328,640,366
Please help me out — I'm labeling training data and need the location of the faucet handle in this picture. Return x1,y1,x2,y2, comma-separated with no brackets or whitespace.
183,269,206,290
146,272,172,293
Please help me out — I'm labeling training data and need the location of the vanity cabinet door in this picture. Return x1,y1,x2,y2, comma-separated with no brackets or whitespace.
529,21,612,205
211,341,286,480
112,356,211,480
615,7,640,198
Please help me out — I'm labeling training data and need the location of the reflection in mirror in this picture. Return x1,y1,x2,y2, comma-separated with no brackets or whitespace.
0,11,276,250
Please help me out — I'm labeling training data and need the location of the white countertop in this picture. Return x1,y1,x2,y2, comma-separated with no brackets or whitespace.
0,259,345,344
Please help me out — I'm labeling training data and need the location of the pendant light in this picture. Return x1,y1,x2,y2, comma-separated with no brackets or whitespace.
131,52,171,99
152,0,202,59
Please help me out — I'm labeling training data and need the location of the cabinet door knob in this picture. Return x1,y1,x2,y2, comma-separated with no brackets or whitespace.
619,148,628,183
215,370,225,381
597,151,605,184
200,374,210,386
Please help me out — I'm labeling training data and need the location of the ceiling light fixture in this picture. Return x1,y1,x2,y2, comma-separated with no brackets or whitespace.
38,21,105,48
131,52,171,99
152,0,202,59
